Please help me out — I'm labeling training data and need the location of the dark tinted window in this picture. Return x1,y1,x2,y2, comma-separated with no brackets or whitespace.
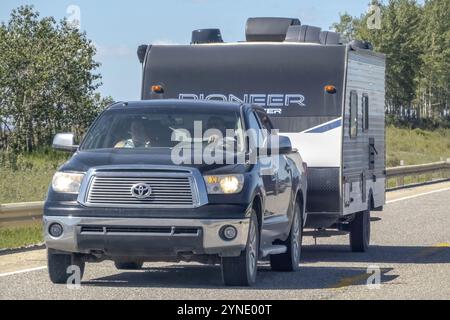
81,107,244,151
247,112,266,148
362,94,369,131
255,110,274,132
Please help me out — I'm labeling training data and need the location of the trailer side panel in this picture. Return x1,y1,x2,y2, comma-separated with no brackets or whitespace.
342,50,386,214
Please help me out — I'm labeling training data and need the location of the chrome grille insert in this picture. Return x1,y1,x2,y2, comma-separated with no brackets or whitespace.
84,174,198,208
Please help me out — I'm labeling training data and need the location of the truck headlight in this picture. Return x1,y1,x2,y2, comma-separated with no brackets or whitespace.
204,175,244,194
52,172,85,194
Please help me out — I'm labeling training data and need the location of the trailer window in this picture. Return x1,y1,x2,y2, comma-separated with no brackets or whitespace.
362,94,369,131
350,91,358,138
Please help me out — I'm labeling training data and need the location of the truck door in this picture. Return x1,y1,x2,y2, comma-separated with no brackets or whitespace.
255,110,292,217
247,112,278,219
254,110,292,241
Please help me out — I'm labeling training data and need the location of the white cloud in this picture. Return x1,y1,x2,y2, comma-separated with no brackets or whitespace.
94,43,134,58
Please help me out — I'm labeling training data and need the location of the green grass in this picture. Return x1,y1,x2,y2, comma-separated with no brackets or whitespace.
387,126,450,167
0,223,43,249
0,149,69,204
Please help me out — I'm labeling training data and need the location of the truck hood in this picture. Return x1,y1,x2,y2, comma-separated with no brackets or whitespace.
60,148,250,175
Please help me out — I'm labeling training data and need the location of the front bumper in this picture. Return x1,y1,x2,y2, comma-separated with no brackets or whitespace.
44,216,250,258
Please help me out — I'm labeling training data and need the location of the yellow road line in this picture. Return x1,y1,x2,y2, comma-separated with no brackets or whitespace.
331,273,371,289
415,242,450,258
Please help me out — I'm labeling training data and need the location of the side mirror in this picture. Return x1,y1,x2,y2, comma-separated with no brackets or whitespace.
52,133,78,152
262,135,293,156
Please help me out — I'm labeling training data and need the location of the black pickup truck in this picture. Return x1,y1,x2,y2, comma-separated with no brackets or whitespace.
44,100,307,286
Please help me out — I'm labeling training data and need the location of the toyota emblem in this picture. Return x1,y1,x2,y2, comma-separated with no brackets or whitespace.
131,183,152,199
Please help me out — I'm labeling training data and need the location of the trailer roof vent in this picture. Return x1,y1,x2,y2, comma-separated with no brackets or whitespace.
349,40,373,51
246,17,301,42
320,31,341,45
285,25,321,43
191,29,224,44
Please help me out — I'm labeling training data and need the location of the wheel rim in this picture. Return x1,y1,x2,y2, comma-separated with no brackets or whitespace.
292,208,301,264
247,220,257,278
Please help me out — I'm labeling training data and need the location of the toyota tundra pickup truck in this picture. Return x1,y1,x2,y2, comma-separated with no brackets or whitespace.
44,100,307,286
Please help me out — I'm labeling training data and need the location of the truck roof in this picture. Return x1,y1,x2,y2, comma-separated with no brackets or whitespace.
108,99,244,112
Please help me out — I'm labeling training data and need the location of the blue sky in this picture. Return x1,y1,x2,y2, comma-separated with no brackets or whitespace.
1,0,375,101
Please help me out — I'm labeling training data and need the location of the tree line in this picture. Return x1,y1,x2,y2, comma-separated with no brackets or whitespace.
332,0,449,127
0,6,113,152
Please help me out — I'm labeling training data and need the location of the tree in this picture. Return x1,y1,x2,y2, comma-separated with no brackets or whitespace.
330,0,450,126
331,12,360,43
0,6,112,151
353,1,422,117
417,0,450,120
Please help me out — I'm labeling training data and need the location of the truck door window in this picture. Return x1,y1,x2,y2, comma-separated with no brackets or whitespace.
248,112,265,149
350,91,358,139
256,111,274,133
362,94,369,131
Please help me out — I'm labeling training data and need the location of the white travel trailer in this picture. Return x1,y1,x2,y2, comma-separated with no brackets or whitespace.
137,17,386,251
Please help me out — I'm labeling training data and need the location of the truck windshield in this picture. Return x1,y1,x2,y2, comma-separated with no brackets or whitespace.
80,107,245,152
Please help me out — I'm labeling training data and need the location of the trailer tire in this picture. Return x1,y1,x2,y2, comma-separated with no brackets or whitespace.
48,249,85,284
221,210,259,286
270,202,303,271
114,261,144,270
349,210,371,252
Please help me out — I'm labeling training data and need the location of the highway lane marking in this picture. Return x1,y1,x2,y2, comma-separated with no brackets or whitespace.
434,242,450,247
331,243,449,290
0,266,46,278
331,273,371,289
387,187,450,204
330,268,393,289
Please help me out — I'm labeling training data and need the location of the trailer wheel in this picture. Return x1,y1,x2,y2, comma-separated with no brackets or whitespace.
48,249,85,284
349,210,371,252
270,202,303,271
114,261,144,270
221,210,259,286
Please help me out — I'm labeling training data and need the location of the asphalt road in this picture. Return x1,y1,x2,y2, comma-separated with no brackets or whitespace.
1,182,449,300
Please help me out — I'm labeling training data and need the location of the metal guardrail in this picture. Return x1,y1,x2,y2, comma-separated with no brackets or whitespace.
0,202,44,227
1,161,450,226
386,160,450,189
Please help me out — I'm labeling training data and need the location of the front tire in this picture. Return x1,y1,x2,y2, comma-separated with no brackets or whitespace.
270,202,303,271
47,249,85,284
349,210,371,252
221,210,259,286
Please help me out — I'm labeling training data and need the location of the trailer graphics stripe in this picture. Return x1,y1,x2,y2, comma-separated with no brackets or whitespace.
304,118,342,134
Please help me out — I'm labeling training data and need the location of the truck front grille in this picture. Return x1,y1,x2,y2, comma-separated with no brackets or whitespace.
85,175,197,208
80,226,200,235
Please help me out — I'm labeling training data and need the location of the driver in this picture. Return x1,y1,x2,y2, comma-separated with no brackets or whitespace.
115,119,152,148
206,116,227,144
